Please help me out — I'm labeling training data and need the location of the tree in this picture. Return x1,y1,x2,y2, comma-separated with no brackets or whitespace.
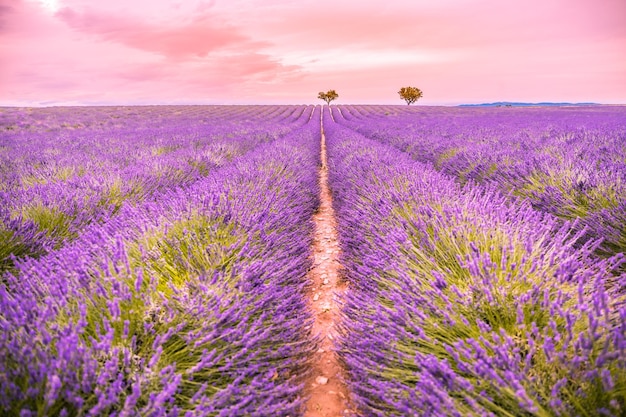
398,86,423,105
318,90,338,105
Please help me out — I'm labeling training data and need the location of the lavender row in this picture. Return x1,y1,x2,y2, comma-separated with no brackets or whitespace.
323,109,626,416
0,105,311,133
0,105,314,273
333,105,626,258
0,108,321,416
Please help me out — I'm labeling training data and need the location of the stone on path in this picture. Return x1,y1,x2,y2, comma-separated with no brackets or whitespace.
315,376,329,385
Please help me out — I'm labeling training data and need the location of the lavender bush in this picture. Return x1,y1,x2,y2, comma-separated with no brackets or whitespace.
0,106,314,273
324,108,626,416
2,103,625,416
334,105,626,259
0,106,320,416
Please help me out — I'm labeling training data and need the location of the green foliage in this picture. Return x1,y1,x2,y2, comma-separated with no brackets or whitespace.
151,145,181,156
21,204,76,245
128,212,248,292
43,212,257,412
98,178,149,214
0,226,46,275
435,147,461,169
511,169,619,221
366,185,625,416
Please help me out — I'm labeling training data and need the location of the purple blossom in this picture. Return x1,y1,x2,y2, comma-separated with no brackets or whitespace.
0,105,320,415
328,105,626,416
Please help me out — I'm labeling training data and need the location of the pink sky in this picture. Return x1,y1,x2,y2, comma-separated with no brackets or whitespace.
1,0,625,105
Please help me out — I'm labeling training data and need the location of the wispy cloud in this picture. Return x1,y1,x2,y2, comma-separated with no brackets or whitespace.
1,0,625,105
55,6,256,59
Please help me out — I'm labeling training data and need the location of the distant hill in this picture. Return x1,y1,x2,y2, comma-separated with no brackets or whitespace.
458,102,600,107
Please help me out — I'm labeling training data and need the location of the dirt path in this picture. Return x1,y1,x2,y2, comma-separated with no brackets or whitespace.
303,108,353,417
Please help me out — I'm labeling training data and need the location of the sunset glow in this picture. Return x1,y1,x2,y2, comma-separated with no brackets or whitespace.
1,0,625,105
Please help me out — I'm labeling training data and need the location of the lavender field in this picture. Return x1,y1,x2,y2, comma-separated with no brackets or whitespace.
1,105,625,416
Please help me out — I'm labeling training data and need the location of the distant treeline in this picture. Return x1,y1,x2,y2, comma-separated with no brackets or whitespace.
459,102,600,107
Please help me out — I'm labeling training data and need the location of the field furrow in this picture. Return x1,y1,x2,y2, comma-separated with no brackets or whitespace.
303,107,353,417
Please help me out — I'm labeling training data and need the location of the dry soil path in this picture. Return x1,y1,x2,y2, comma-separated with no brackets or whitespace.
303,109,354,417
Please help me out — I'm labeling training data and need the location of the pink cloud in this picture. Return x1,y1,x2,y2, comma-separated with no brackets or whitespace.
254,0,625,51
0,3,12,32
1,0,624,105
0,0,52,35
55,7,256,59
